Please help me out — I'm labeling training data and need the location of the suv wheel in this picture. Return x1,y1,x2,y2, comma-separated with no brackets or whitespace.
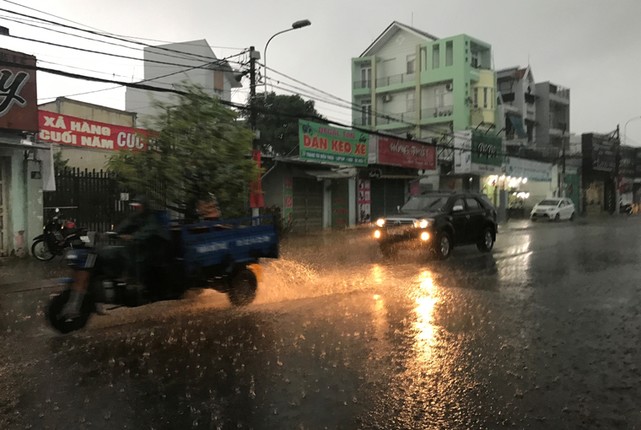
434,231,452,260
477,227,495,252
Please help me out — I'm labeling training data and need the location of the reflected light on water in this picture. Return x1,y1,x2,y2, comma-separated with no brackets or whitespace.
371,293,388,345
370,264,386,285
498,234,533,282
413,270,439,362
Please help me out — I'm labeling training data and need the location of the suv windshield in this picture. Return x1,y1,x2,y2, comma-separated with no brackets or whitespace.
402,195,449,213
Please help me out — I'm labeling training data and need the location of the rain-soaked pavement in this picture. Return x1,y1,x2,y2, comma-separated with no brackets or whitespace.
1,216,640,429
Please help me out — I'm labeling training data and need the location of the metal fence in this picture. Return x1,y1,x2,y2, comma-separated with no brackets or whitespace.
44,168,137,233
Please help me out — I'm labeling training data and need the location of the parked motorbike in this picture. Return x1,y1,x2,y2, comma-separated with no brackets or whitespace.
46,215,279,334
31,208,87,261
620,203,634,216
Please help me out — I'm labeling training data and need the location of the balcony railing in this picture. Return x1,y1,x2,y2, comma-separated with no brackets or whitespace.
421,106,454,119
353,80,371,90
550,122,568,132
549,84,570,99
352,117,372,127
376,73,415,88
377,111,416,126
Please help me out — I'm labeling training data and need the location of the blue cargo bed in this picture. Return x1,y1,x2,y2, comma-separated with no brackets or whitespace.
178,218,279,275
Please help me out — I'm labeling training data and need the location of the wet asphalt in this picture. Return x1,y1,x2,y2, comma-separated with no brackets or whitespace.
0,216,640,429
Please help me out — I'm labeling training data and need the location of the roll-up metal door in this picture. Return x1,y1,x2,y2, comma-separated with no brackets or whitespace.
370,178,407,219
292,177,324,233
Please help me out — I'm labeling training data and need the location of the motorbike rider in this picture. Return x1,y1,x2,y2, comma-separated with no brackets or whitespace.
115,195,170,283
195,193,222,221
62,196,169,318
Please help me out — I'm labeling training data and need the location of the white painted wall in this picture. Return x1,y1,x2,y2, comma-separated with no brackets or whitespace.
125,40,237,127
375,30,423,78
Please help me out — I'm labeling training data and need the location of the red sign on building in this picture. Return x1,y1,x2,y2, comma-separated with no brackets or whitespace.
0,49,38,133
377,137,436,170
38,111,153,151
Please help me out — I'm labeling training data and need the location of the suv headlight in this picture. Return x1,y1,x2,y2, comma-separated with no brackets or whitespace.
375,218,386,227
414,218,432,229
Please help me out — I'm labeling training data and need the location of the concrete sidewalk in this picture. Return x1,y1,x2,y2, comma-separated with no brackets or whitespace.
0,257,69,291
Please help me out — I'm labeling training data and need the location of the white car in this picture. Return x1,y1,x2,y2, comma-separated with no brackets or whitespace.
530,198,575,221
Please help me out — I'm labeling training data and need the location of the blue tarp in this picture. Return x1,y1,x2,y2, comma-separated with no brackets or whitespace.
508,114,527,138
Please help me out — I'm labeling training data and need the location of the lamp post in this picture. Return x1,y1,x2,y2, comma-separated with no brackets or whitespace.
624,115,641,146
263,19,311,97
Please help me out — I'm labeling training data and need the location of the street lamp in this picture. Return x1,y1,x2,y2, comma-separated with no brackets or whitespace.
624,115,641,146
263,19,311,97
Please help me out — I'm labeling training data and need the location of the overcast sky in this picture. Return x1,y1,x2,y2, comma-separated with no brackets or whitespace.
2,0,641,145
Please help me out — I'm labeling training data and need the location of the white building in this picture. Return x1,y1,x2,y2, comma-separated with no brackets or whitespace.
125,39,241,126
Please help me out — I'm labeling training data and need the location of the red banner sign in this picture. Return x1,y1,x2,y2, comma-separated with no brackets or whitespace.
38,111,153,151
0,49,38,133
377,137,436,170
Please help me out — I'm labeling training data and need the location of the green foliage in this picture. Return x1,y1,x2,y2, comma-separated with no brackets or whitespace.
108,84,257,217
247,92,324,156
53,150,69,172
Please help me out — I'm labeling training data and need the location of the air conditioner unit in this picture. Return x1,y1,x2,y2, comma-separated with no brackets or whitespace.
445,83,453,91
382,94,393,103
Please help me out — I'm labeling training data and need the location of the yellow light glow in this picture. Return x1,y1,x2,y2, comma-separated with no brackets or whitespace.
413,271,439,362
370,264,385,284
373,230,382,239
420,231,430,241
375,218,385,227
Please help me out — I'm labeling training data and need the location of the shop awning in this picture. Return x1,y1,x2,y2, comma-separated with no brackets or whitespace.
305,167,357,179
507,114,527,138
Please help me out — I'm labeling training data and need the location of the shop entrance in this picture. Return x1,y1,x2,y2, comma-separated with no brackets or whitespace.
585,181,604,215
370,178,406,219
292,177,324,233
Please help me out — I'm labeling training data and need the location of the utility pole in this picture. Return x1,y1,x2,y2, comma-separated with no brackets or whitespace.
560,129,566,197
614,124,621,214
248,46,263,219
249,46,257,132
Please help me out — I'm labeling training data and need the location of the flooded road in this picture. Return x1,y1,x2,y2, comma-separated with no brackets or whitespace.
1,218,640,429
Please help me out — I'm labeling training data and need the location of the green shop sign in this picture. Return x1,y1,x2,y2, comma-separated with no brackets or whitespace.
471,132,502,167
299,120,368,166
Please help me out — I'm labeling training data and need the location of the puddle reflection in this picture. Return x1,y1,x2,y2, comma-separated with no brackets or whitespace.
413,271,439,362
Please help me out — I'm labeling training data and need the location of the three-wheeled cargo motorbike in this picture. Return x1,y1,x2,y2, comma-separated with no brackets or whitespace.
46,214,279,333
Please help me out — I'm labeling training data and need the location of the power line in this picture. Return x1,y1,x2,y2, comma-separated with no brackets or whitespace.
266,76,455,138
6,32,246,72
0,0,244,51
36,59,130,79
38,55,234,102
0,5,243,65
9,58,535,161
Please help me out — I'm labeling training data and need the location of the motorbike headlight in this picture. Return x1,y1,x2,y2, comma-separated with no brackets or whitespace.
375,218,386,228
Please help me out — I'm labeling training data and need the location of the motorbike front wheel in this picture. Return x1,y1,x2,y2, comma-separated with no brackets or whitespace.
32,239,56,261
46,289,93,333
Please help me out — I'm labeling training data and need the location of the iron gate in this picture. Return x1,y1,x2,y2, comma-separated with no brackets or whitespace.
44,168,163,233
